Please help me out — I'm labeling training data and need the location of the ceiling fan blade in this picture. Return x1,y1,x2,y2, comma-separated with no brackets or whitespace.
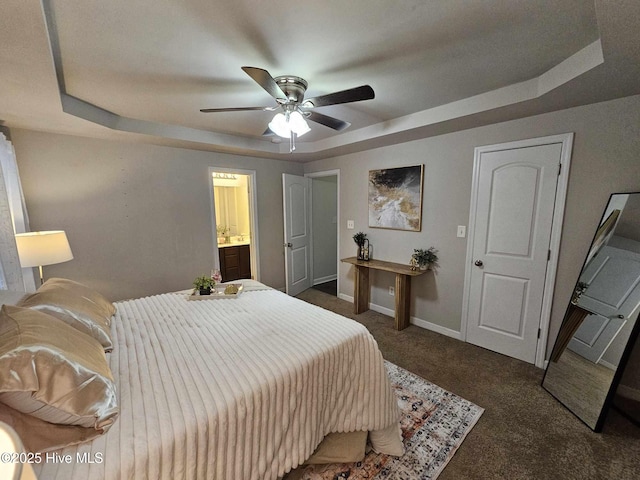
306,111,351,131
262,127,275,136
303,85,374,108
242,66,288,101
200,106,276,113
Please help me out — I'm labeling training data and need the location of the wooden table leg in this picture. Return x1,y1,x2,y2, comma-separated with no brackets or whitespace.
353,265,370,314
395,273,411,330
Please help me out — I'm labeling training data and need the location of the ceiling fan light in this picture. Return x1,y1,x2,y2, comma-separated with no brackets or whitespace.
268,113,291,138
289,111,310,137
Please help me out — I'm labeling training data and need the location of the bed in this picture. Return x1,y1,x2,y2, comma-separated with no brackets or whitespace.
0,279,402,479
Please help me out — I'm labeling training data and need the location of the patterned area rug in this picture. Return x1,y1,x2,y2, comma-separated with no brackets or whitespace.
294,361,484,479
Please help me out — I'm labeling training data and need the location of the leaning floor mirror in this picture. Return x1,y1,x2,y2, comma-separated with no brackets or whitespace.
543,192,640,431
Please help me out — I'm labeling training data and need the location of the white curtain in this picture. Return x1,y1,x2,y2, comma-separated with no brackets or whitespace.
0,132,36,291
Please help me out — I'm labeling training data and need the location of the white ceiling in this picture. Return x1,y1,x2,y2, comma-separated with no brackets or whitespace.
1,0,639,161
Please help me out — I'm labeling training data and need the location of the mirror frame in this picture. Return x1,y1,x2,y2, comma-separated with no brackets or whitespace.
542,191,640,432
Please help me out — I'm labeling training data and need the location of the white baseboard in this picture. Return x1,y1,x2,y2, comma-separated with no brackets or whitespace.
338,293,353,303
336,294,461,340
410,317,462,340
313,274,337,286
617,384,640,402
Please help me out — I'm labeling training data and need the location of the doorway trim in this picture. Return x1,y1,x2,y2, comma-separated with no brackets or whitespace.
208,166,260,282
460,133,573,368
305,169,341,297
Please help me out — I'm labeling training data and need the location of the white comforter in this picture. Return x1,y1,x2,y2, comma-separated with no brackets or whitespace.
33,282,400,479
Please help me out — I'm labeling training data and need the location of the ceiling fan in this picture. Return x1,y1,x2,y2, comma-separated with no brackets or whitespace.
200,66,375,151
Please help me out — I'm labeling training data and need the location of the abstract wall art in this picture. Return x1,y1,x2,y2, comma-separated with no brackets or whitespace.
368,165,424,231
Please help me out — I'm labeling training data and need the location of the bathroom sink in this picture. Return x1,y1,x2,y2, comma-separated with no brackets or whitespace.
218,238,250,248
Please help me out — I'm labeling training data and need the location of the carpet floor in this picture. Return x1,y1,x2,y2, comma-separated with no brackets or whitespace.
291,361,483,479
294,288,640,480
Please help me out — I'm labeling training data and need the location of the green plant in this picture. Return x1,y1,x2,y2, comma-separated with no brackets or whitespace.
412,247,438,267
216,225,229,236
193,275,216,291
353,232,367,246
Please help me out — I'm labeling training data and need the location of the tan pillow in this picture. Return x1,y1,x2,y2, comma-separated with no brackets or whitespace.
44,277,116,317
0,305,118,451
304,431,367,465
0,403,105,453
18,278,115,351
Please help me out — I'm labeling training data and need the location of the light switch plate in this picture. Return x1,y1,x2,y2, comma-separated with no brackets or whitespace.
347,220,355,229
457,225,466,238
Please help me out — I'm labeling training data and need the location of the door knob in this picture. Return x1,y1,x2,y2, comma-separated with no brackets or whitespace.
474,260,483,267
284,242,293,248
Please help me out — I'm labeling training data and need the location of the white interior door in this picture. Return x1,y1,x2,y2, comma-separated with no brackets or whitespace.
569,245,640,363
283,174,311,296
465,142,562,363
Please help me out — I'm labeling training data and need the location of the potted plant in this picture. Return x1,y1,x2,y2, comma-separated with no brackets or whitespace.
411,247,438,270
353,232,367,260
216,225,230,244
193,275,216,295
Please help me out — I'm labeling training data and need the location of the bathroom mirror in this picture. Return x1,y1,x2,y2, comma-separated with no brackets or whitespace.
542,192,640,431
212,173,252,242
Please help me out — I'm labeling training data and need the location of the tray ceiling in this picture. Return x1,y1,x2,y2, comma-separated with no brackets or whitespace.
1,0,639,160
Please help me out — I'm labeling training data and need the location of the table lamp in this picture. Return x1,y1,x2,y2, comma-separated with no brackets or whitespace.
14,230,73,285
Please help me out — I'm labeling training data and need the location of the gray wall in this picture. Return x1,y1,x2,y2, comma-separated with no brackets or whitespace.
11,129,303,300
9,94,640,361
304,94,640,357
311,176,337,283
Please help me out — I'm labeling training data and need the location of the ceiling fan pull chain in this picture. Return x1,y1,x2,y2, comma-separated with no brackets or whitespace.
290,132,296,153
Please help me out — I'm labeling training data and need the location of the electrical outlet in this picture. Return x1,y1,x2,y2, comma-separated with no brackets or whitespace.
389,286,395,296
347,220,355,229
457,225,466,238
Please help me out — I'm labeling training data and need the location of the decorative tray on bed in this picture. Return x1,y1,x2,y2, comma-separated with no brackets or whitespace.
188,283,244,300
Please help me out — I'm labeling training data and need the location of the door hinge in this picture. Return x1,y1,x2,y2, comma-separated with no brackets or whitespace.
538,328,541,339
558,163,562,176
547,249,551,261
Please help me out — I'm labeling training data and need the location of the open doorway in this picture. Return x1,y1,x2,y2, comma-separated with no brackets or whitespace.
282,170,339,296
210,168,259,283
308,171,339,297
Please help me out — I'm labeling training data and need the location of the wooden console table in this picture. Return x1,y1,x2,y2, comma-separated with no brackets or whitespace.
341,257,427,330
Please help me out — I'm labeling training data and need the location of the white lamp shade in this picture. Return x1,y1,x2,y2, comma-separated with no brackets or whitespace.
289,111,310,137
268,111,311,138
15,231,73,268
268,113,290,138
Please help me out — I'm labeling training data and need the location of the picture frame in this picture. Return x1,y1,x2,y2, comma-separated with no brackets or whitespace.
368,165,424,231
